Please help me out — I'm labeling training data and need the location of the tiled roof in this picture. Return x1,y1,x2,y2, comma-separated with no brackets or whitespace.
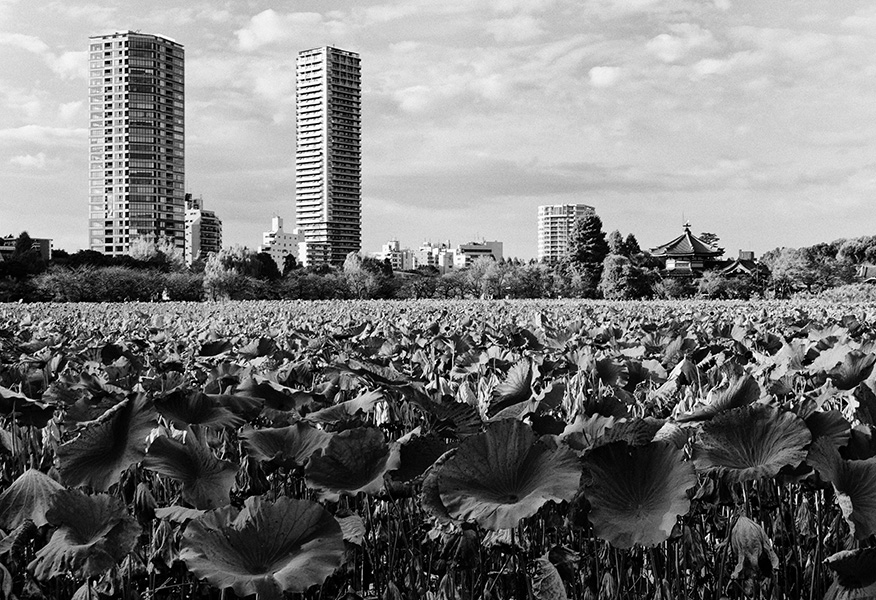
650,227,723,258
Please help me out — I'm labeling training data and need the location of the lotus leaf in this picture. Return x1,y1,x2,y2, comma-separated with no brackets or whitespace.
827,351,876,391
57,394,157,490
531,557,569,600
692,404,811,484
825,548,876,590
179,496,343,599
0,386,54,427
808,438,876,540
676,374,760,422
583,440,695,548
305,427,399,500
730,515,778,578
391,433,451,483
240,422,331,469
420,448,458,522
305,389,383,424
806,410,851,450
154,390,245,430
489,359,533,417
437,419,580,530
142,429,237,510
0,469,63,529
28,489,140,581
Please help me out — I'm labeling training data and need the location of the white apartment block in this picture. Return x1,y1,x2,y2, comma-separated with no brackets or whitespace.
88,31,185,255
373,240,414,271
259,216,304,272
184,195,221,265
295,46,361,266
537,204,595,263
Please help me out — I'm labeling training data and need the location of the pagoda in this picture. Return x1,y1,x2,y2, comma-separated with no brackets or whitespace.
649,224,724,276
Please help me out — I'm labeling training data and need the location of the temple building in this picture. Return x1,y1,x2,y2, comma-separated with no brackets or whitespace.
650,225,724,276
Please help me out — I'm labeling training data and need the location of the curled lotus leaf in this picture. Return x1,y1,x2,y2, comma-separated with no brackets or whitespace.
827,351,876,391
808,438,876,540
692,404,811,484
583,440,696,548
142,429,237,510
805,410,851,450
179,496,343,600
304,427,399,501
531,557,569,600
28,489,141,581
561,414,617,453
241,422,331,470
437,419,581,530
0,469,63,529
730,516,778,579
57,394,157,490
675,374,760,422
489,359,533,417
305,389,383,425
825,548,876,590
420,448,458,522
154,390,245,430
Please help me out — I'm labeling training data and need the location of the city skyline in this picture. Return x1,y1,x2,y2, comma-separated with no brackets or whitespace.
1,1,875,260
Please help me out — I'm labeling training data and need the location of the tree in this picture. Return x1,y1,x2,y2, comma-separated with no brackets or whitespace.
622,233,641,257
282,254,299,275
598,254,655,300
607,230,624,255
203,246,263,300
343,253,379,299
699,232,720,248
254,252,281,281
566,213,609,297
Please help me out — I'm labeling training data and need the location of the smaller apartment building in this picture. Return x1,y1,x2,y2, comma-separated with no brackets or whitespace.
184,195,222,265
259,216,304,272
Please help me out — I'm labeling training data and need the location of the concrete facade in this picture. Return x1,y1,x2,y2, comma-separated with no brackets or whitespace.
184,195,221,265
88,31,185,256
295,46,361,266
537,204,594,263
259,216,304,272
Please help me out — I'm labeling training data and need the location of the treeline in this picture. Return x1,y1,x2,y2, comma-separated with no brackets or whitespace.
1,221,875,302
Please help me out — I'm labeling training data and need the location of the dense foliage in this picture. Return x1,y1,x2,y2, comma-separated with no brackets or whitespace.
0,299,874,598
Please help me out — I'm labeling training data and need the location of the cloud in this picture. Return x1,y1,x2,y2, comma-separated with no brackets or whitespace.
0,32,86,79
589,65,622,87
646,23,716,63
0,125,86,146
0,32,49,54
486,15,544,42
235,10,324,51
9,152,46,169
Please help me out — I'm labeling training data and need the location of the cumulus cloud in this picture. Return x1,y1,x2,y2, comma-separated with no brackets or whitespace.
0,32,86,79
646,23,715,63
9,152,46,169
0,32,49,54
235,10,324,51
589,66,622,87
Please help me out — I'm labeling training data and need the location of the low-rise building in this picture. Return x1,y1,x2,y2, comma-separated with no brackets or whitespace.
372,240,414,271
184,195,222,265
259,216,304,272
453,240,503,268
0,235,52,261
650,225,723,276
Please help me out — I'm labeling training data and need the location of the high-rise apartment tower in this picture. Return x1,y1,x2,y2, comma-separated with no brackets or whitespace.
295,46,361,266
537,204,595,263
88,31,185,255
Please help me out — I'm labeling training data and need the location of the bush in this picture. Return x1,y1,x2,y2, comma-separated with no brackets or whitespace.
33,267,164,301
163,272,205,301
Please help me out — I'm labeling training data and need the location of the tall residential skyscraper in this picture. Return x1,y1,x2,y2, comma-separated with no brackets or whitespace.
88,31,185,256
295,46,361,266
537,204,595,263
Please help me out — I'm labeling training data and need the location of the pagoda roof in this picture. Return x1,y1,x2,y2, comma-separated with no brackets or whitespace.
650,227,723,258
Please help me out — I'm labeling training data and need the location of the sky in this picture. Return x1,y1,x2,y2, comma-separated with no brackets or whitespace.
1,0,875,260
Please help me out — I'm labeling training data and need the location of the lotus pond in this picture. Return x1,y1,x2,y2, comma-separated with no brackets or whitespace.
0,299,876,600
